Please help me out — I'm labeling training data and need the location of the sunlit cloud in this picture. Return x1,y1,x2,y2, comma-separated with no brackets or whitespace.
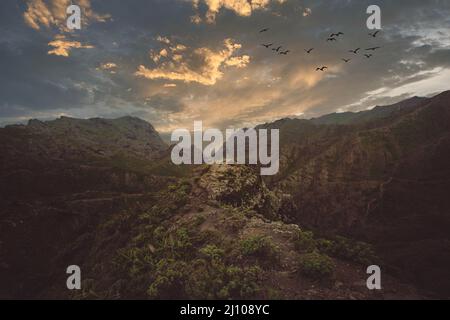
302,8,312,17
47,35,94,57
99,62,117,70
135,38,250,86
23,0,110,31
189,0,287,23
97,62,118,74
4,0,450,133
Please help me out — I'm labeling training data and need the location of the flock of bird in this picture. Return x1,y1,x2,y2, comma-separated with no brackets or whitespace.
259,28,291,55
258,28,382,72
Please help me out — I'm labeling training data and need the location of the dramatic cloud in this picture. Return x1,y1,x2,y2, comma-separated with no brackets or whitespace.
23,0,110,31
190,0,287,23
47,35,94,56
135,38,250,85
2,0,450,132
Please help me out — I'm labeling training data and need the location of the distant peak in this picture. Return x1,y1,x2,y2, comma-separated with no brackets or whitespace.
433,90,450,99
117,116,140,121
28,119,44,126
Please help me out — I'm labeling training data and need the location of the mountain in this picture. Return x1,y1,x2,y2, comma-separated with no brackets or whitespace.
2,115,166,164
1,91,449,299
0,116,184,299
310,96,428,125
261,90,450,296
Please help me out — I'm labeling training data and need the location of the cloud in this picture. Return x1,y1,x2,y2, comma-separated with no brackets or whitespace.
156,36,171,45
144,94,186,113
135,38,250,86
225,55,251,68
98,62,118,74
302,7,312,17
23,0,110,31
4,0,450,132
190,0,287,23
47,35,94,57
99,62,117,70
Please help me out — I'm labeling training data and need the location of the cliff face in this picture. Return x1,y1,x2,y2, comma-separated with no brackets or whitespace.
1,92,449,299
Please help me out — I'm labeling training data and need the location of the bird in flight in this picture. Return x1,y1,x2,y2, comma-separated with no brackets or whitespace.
262,43,273,48
316,66,328,71
272,46,282,52
259,28,270,33
305,48,314,54
330,32,344,37
349,48,360,54
369,30,380,37
279,50,290,55
342,58,351,63
364,54,373,58
327,37,337,42
366,46,381,51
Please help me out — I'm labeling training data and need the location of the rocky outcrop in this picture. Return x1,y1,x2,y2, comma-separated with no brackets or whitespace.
199,165,280,219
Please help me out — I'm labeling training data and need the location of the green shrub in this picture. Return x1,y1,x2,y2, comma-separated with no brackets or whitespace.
200,245,225,261
318,236,377,265
163,228,194,259
147,259,189,299
240,235,279,265
293,230,317,253
299,252,335,280
316,239,334,252
218,265,262,299
163,180,192,208
147,257,263,300
186,260,262,300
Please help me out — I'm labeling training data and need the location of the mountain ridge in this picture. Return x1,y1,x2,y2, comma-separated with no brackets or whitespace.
1,90,449,299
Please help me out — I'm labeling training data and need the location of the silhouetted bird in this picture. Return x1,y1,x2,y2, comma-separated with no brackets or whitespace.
279,50,290,55
305,48,314,54
369,30,380,37
272,46,282,52
262,43,273,48
366,46,381,51
316,66,328,71
259,28,270,33
349,48,360,54
342,58,351,63
331,32,344,37
364,54,373,58
327,37,337,42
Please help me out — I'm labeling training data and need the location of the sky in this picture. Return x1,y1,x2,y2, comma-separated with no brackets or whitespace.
1,0,450,133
